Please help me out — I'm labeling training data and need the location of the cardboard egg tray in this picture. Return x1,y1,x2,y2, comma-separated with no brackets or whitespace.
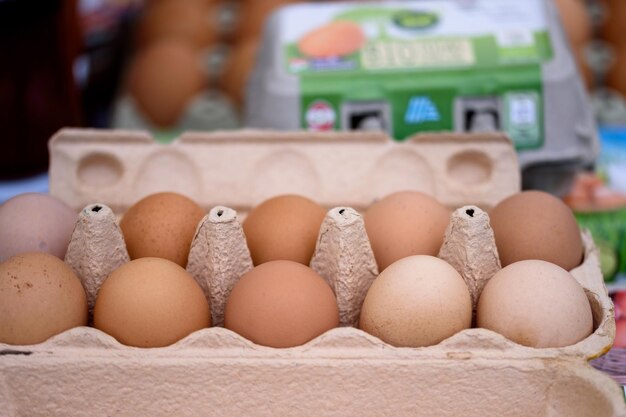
0,128,624,416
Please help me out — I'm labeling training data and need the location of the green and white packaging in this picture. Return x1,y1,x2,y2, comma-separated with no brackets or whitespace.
246,0,598,194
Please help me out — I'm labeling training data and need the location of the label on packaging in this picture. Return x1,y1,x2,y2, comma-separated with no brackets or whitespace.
280,0,551,148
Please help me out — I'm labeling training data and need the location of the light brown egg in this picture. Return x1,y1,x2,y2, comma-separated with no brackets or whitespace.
93,257,210,348
477,260,593,348
359,255,472,347
128,39,207,127
0,193,78,262
554,0,593,89
120,192,205,267
554,0,592,46
219,40,259,108
224,260,338,348
136,0,218,49
298,21,366,59
364,191,450,272
243,195,326,266
0,253,87,345
489,191,584,271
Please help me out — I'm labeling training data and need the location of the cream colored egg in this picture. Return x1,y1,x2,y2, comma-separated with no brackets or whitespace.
477,260,593,348
359,255,472,347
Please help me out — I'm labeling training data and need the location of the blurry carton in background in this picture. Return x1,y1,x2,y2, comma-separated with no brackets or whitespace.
246,0,599,197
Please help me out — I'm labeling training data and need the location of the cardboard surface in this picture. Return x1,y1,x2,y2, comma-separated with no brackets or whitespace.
1,327,625,417
48,128,520,213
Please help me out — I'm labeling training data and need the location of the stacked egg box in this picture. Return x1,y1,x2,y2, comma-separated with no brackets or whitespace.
0,128,624,417
118,0,304,131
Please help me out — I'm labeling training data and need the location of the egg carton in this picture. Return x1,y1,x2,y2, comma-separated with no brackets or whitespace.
0,128,623,416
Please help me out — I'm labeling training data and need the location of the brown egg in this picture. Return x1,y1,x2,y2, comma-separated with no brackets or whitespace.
136,0,218,49
224,260,338,348
489,191,583,271
234,0,300,42
600,0,626,46
93,257,210,348
607,46,626,98
128,39,207,127
298,21,366,59
243,195,326,266
477,260,593,348
364,191,450,271
120,192,205,267
359,255,472,347
554,0,593,89
554,0,592,46
219,40,259,108
0,253,87,345
0,193,78,262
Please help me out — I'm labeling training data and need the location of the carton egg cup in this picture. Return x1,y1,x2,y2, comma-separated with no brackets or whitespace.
0,129,623,417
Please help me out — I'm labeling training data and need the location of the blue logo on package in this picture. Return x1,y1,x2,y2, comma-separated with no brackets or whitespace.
405,97,440,124
310,57,356,72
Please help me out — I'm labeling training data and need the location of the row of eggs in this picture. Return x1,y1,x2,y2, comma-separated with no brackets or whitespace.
0,190,592,350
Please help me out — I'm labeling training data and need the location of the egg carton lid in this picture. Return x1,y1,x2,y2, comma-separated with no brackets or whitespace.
48,127,520,214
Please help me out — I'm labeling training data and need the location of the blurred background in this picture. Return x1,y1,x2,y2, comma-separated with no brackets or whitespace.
0,0,626,380
1,0,625,174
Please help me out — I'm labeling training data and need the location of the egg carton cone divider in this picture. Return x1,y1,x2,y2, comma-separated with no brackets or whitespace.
439,205,502,313
64,204,130,316
186,206,253,327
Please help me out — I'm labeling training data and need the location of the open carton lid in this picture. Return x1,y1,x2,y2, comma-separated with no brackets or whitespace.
48,128,520,213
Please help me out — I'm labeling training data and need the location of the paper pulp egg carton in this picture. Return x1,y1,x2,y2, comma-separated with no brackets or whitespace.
0,128,623,417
